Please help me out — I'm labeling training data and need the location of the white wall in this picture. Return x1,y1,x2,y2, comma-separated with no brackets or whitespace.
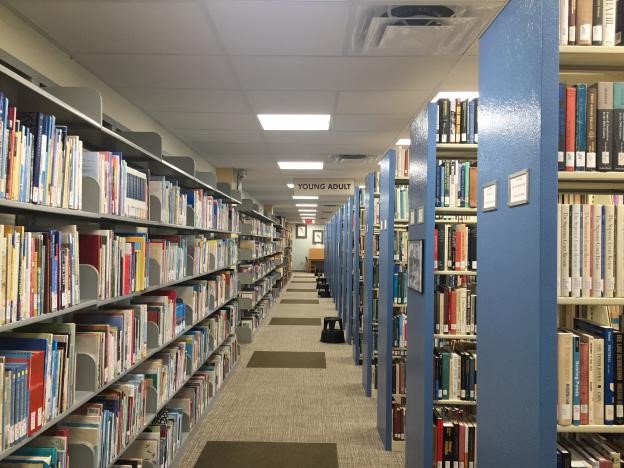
0,5,215,172
291,224,325,271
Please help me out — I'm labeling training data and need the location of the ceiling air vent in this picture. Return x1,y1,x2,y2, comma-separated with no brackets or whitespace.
350,4,496,56
328,154,376,164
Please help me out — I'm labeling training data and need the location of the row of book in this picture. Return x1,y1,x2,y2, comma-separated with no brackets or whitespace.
435,224,477,272
558,195,624,298
238,258,279,284
240,287,278,330
393,313,407,348
559,0,624,46
119,336,239,468
0,102,83,209
433,407,477,467
436,98,479,144
0,279,239,451
238,239,280,261
392,263,407,305
434,280,477,336
393,230,407,263
55,326,238,468
434,347,477,402
557,434,624,467
239,214,276,238
373,197,380,226
435,161,477,209
394,186,408,221
392,358,406,395
240,274,277,311
557,317,624,426
558,82,624,172
392,401,406,442
395,146,409,179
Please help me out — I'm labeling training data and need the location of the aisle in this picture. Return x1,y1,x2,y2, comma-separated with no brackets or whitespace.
175,273,405,468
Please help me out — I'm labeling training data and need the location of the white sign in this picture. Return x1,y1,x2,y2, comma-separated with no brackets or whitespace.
508,169,529,207
417,206,425,224
482,181,498,212
294,178,355,196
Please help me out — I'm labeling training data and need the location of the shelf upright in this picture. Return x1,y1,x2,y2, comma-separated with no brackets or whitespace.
353,187,362,365
362,172,376,396
345,196,354,344
377,149,396,450
477,0,558,465
337,206,344,318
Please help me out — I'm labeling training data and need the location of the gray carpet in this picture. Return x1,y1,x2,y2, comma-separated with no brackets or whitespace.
291,280,317,283
270,317,320,326
287,288,317,292
247,351,326,368
193,441,339,468
281,299,319,304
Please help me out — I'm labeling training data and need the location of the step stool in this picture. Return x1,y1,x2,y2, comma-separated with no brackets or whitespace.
321,316,345,343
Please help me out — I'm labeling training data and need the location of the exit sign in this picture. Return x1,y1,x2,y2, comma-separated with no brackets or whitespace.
305,219,312,225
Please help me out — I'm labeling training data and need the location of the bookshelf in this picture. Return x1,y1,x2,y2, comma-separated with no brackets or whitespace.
345,197,354,345
352,187,363,366
0,61,246,466
362,172,377,397
376,148,408,449
236,203,283,343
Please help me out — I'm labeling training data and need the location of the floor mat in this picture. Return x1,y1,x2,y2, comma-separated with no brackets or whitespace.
280,299,319,304
247,351,326,369
270,317,320,326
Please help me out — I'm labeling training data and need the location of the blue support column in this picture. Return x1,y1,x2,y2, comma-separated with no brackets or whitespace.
378,150,396,450
405,105,436,468
477,0,557,465
346,196,353,344
353,188,362,365
363,172,375,396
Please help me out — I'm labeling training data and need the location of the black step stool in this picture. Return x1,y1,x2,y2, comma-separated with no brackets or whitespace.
321,316,345,343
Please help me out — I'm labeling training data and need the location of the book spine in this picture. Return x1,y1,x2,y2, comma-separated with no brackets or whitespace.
576,84,587,171
570,0,578,44
577,0,594,43
596,82,614,171
562,0,571,44
587,85,598,171
558,332,573,426
613,82,624,171
566,87,577,171
573,334,581,425
615,332,624,424
559,83,567,171
603,0,616,45
580,339,590,424
593,0,604,43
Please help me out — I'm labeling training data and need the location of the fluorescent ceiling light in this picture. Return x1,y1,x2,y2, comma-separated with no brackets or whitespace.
431,91,479,102
293,195,319,200
258,114,330,131
296,203,317,207
396,138,411,146
358,185,365,189
286,183,294,189
278,161,323,170
298,209,316,212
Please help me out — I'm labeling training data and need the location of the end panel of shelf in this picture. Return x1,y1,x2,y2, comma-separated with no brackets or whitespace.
377,149,395,451
477,0,558,466
362,171,376,397
405,104,436,468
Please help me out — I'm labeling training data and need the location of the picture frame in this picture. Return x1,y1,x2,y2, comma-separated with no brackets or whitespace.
296,224,307,239
312,230,324,244
408,239,423,293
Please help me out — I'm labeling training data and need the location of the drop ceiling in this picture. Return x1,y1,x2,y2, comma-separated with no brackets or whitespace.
2,0,503,223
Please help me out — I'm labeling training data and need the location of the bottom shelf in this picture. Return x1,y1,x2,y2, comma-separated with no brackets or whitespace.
169,359,241,468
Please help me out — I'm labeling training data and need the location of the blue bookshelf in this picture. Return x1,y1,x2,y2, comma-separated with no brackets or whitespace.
345,196,353,344
478,0,557,465
362,172,376,396
353,188,362,365
378,149,396,450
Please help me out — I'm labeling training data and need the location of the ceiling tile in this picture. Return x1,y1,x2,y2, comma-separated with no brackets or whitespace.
438,55,479,91
231,56,457,91
188,141,272,155
246,91,337,114
264,130,395,146
3,1,221,54
336,91,431,114
331,115,409,132
172,129,266,145
268,142,387,155
118,89,250,113
206,1,349,55
76,54,236,89
150,112,261,131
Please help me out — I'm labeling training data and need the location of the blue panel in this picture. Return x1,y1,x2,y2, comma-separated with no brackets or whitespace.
405,106,436,468
377,150,395,450
346,197,353,344
478,0,558,465
363,172,375,396
353,188,362,365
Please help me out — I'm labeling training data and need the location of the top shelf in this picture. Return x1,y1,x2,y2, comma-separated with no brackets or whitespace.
0,62,239,204
436,144,478,160
559,46,624,72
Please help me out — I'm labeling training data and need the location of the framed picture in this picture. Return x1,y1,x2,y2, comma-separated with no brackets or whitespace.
312,230,324,244
296,224,307,239
408,239,423,293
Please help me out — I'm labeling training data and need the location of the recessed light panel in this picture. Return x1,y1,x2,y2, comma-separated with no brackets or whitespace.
258,114,331,131
287,183,294,188
278,161,323,170
396,138,411,146
293,195,319,200
296,204,317,207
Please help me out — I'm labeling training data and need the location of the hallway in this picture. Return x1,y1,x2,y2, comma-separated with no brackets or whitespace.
176,273,405,468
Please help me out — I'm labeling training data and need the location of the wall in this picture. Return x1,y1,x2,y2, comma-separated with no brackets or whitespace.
291,224,325,271
0,4,216,172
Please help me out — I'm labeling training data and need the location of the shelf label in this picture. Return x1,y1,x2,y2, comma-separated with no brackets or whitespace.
482,181,497,212
294,178,355,196
409,209,415,225
417,206,424,224
508,169,529,207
